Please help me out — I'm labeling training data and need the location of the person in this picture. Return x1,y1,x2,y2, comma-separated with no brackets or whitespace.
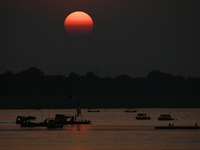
76,101,81,116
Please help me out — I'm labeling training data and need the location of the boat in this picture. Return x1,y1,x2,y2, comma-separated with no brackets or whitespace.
54,114,91,124
124,109,137,113
46,119,63,129
16,100,91,127
88,109,100,112
158,114,174,121
155,124,200,129
16,116,46,127
135,113,151,120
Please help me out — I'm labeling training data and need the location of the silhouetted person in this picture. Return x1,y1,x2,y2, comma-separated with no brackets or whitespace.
76,101,81,116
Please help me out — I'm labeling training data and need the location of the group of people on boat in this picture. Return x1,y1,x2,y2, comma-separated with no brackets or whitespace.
169,123,174,127
135,113,151,120
154,122,200,129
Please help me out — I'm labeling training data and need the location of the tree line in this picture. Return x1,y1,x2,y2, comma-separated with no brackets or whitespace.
0,67,200,97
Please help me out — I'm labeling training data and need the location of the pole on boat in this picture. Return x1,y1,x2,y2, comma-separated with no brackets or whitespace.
46,103,50,118
37,104,43,121
41,109,43,121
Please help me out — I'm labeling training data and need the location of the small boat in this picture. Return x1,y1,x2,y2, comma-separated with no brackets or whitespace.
88,109,100,112
124,109,137,113
55,114,91,125
135,113,151,120
155,124,200,129
158,114,174,121
67,119,91,124
16,116,46,127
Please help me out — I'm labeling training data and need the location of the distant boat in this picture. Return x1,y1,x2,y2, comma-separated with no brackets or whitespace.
16,116,46,127
54,114,91,124
155,125,200,129
124,109,137,113
158,114,174,121
135,113,151,120
88,109,100,112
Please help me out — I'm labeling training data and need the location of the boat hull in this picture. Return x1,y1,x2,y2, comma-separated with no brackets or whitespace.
158,118,174,121
47,123,63,129
124,110,137,113
155,126,200,129
88,110,100,112
136,118,151,120
20,122,46,127
65,121,91,124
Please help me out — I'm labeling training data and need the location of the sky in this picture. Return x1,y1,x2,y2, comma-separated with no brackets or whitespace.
1,0,200,78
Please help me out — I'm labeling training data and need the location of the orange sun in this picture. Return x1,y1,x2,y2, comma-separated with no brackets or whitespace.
64,11,93,36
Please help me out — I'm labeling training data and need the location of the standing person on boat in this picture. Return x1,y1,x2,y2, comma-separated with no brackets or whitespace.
76,101,81,116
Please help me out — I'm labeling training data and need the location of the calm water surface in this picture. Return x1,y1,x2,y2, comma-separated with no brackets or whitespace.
0,109,200,150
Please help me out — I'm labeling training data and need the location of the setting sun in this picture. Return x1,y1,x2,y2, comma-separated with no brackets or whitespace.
64,11,93,36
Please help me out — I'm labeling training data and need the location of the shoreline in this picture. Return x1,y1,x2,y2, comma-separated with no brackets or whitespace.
1,95,200,109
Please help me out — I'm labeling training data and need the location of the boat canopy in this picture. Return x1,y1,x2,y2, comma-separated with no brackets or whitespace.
55,114,71,119
137,113,146,116
160,114,171,117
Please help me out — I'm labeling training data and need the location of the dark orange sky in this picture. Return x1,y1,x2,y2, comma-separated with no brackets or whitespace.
1,0,200,77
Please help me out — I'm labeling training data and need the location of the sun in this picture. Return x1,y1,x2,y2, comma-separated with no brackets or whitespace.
64,11,93,36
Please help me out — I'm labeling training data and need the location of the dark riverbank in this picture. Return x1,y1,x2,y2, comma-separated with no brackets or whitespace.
1,68,200,109
1,95,200,109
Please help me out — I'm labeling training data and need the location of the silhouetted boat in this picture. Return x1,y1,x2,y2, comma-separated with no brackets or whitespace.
88,109,100,112
155,126,200,129
55,114,91,124
135,113,151,120
16,116,46,127
158,114,174,121
124,109,137,113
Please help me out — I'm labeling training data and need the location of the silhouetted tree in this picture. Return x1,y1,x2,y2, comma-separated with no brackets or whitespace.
0,68,200,98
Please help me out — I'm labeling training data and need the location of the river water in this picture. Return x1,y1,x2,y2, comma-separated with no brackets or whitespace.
0,108,200,150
